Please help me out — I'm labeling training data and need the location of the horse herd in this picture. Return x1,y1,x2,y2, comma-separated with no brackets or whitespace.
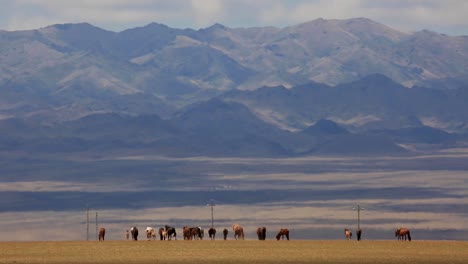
97,225,412,242
97,224,290,241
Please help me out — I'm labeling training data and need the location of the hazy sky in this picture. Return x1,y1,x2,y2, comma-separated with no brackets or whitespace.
1,0,467,35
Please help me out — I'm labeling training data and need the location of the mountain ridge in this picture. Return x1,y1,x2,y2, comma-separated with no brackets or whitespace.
1,18,468,156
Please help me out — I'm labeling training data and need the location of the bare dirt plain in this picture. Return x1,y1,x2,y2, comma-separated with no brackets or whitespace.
1,240,467,264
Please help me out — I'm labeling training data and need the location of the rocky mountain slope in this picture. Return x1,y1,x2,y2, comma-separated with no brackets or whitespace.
1,18,468,156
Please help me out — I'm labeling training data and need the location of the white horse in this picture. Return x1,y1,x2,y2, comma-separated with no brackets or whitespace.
145,227,156,240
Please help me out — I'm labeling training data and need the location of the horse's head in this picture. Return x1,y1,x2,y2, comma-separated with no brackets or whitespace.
395,229,400,237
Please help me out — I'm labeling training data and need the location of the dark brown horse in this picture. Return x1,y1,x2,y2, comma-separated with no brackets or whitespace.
356,229,362,241
395,228,412,241
208,228,216,240
200,227,205,240
257,227,266,240
223,228,228,240
190,227,202,240
344,229,352,240
232,224,244,240
130,227,139,241
98,227,105,241
165,225,177,240
276,228,289,240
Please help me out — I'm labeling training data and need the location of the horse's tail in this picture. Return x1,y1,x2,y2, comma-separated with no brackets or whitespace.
407,231,411,241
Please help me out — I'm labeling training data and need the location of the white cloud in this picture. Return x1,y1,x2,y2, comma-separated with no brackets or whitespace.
190,0,225,27
0,0,467,35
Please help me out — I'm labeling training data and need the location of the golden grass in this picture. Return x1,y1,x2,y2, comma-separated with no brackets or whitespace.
0,240,467,264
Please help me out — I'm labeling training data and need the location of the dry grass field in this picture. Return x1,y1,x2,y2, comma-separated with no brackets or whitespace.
1,240,467,264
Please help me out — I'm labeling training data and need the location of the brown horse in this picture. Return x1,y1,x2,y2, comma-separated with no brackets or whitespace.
208,228,216,240
223,228,228,240
183,226,192,240
395,228,412,241
257,227,266,240
190,227,202,240
159,228,166,240
276,228,289,240
344,229,352,240
98,227,105,241
232,224,244,240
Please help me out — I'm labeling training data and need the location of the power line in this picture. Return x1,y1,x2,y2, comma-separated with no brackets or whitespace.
352,203,365,230
207,199,217,228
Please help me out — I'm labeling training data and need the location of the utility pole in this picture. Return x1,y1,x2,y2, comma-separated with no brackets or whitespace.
352,204,365,230
85,204,89,241
207,199,217,228
95,212,98,241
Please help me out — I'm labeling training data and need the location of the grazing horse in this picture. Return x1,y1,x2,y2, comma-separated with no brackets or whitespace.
232,224,245,240
145,227,156,241
98,227,105,241
276,228,289,240
183,226,192,240
208,228,216,240
130,227,139,241
200,227,205,240
125,230,129,240
395,228,412,241
165,225,177,240
344,229,353,240
158,228,166,240
257,227,266,240
190,227,202,240
223,228,228,240
356,229,362,241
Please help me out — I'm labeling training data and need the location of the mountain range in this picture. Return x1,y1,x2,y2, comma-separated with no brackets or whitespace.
1,18,468,157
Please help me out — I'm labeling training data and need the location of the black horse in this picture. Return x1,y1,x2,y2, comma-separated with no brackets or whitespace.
223,228,228,240
165,225,177,240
